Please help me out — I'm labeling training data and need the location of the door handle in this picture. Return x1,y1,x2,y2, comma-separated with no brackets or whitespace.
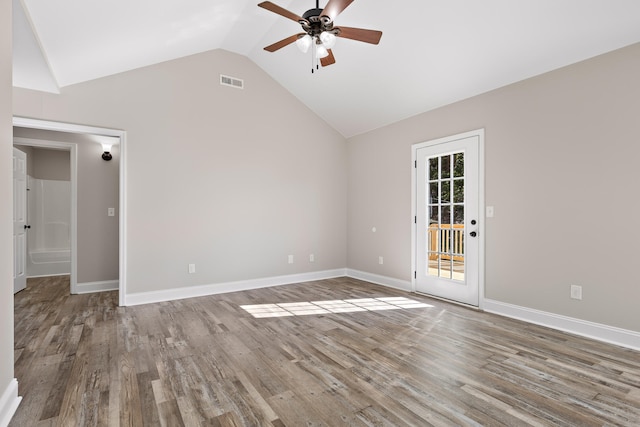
469,231,477,237
24,225,31,230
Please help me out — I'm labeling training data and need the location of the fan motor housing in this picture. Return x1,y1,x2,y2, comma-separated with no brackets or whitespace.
302,8,322,21
300,8,335,36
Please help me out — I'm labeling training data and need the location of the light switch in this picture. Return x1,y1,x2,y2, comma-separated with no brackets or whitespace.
108,208,115,217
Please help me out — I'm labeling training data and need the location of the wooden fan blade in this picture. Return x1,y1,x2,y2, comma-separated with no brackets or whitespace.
264,34,304,52
336,26,382,44
320,0,355,22
320,49,336,67
258,1,306,23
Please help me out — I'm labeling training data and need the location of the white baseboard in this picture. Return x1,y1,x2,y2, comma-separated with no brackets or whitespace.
75,280,119,294
484,299,640,351
120,266,640,352
124,269,348,306
0,379,21,427
343,270,640,351
345,269,412,292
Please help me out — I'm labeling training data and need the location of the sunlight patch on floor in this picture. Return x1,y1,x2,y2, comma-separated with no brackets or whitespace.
240,297,433,318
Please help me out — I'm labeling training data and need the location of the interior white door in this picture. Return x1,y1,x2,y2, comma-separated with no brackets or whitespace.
415,132,481,306
13,147,28,294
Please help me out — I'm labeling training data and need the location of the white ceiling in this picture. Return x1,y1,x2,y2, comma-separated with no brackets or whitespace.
12,0,640,137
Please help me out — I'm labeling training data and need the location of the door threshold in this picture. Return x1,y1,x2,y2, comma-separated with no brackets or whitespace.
413,291,480,310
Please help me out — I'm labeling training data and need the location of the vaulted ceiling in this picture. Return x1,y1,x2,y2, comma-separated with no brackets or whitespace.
12,0,640,137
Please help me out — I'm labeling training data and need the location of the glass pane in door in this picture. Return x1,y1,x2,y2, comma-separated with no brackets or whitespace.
426,152,465,281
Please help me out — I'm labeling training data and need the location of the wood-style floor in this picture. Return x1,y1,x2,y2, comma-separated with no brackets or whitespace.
11,275,640,426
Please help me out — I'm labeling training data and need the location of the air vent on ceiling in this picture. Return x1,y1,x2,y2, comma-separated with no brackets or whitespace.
220,74,244,89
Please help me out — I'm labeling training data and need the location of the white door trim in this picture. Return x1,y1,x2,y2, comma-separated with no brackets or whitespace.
13,137,78,293
411,129,485,309
13,117,127,306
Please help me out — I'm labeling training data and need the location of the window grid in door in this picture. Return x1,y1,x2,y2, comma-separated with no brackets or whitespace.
426,152,465,281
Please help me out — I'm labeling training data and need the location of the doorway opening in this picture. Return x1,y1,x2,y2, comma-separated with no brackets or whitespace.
13,139,75,292
12,117,126,305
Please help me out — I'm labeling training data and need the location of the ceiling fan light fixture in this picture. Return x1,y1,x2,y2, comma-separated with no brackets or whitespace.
258,1,383,71
296,34,312,53
316,43,329,59
319,31,336,48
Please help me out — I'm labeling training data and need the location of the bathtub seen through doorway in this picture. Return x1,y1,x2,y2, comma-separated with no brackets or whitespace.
27,176,71,277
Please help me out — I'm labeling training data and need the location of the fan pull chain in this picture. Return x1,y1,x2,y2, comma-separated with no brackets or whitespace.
312,36,317,73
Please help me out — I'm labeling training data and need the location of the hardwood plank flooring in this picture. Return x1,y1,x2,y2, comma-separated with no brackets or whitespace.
11,275,640,426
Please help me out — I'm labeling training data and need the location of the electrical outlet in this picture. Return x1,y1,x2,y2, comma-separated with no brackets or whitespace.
309,254,315,262
108,207,115,217
570,285,582,300
188,264,196,274
288,255,294,264
379,256,384,265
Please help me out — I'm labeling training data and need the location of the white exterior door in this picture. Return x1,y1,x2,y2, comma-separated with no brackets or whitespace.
413,130,483,306
13,147,28,294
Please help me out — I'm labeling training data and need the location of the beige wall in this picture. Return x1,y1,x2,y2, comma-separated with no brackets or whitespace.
13,49,348,295
1,0,14,410
13,128,119,283
13,145,71,181
30,147,71,181
348,43,640,332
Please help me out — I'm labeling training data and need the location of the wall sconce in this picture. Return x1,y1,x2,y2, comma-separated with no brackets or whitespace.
101,141,113,161
93,135,119,161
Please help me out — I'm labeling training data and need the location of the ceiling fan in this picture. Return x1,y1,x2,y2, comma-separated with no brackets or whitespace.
258,0,382,72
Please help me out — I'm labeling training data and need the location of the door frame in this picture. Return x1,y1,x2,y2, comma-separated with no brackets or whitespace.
13,117,127,306
13,138,78,293
411,129,485,309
